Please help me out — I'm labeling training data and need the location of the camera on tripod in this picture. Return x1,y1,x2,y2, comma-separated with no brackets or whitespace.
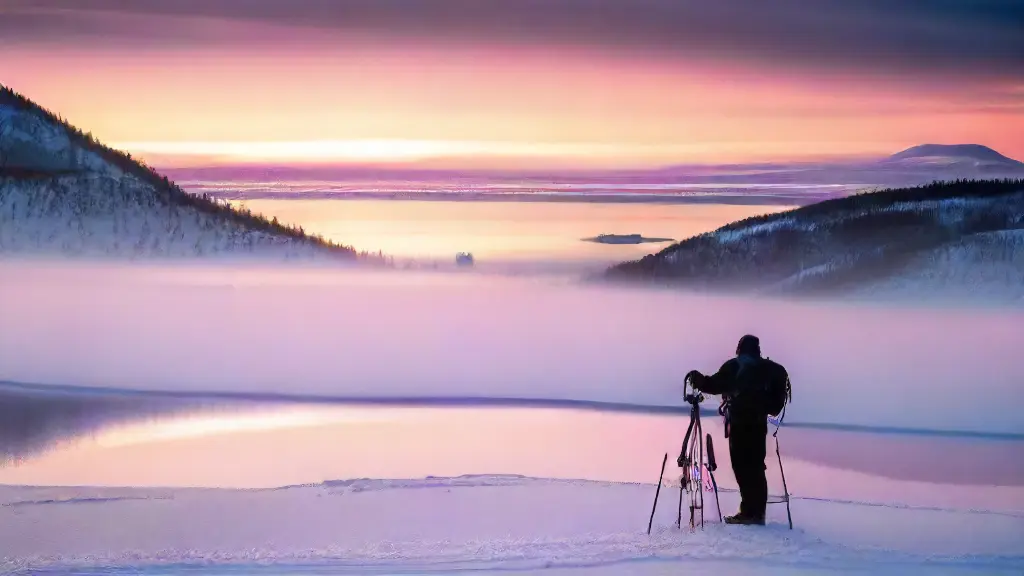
683,392,703,405
682,371,704,405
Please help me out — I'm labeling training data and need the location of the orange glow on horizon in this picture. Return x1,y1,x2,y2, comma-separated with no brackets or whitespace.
3,44,1021,168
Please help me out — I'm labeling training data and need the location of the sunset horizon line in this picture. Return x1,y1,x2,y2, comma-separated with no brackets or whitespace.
117,139,1011,173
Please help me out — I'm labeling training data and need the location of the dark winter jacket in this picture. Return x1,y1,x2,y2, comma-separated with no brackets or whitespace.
690,353,769,436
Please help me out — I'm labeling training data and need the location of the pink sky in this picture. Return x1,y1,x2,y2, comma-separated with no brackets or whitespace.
2,1,1021,169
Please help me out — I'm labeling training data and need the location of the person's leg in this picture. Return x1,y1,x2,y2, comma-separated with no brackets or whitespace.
748,433,768,520
729,431,767,523
728,434,752,517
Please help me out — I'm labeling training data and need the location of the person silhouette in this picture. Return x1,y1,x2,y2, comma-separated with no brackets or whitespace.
686,334,769,525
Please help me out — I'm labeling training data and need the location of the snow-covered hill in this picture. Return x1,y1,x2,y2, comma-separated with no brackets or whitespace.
0,86,370,261
605,179,1024,303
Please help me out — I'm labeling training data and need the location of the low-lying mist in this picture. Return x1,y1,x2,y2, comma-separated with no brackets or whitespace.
1,260,1021,435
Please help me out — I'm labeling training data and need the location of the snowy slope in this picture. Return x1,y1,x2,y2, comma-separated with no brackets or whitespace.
0,475,1020,574
847,230,1024,303
1,174,352,259
0,103,115,176
606,179,1024,303
0,86,368,261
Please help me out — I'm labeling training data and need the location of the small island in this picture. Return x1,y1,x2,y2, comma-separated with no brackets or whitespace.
582,233,674,245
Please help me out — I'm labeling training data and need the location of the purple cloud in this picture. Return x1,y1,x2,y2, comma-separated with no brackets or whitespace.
2,0,1022,81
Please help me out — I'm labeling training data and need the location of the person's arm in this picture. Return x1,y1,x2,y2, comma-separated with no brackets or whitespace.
690,360,737,396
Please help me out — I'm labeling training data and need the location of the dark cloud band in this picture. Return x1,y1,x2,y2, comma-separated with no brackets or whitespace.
3,0,1022,79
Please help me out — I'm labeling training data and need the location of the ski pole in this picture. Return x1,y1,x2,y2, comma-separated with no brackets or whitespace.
647,452,668,535
774,428,793,530
707,434,723,522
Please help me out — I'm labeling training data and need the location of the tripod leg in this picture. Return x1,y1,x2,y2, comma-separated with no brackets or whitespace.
696,413,704,529
678,415,697,467
676,479,684,529
648,453,668,535
676,406,698,529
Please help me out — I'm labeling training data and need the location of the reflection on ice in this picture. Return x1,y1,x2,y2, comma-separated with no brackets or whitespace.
0,386,1020,517
0,385,199,464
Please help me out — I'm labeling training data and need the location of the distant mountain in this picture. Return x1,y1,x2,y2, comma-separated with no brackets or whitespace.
0,85,378,261
604,179,1024,304
888,144,1023,165
593,145,1024,183
882,144,1024,173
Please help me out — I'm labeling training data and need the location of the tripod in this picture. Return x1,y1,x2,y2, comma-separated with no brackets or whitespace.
647,376,722,534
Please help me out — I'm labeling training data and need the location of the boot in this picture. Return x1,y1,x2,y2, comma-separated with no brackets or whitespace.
724,512,765,525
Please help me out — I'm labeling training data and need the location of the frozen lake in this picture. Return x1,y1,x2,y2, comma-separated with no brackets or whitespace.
0,384,1021,574
2,386,1022,501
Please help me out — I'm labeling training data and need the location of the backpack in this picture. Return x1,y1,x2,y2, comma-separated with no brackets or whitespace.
761,357,791,419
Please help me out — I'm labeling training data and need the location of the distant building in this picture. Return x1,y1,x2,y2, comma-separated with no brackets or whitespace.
455,252,474,267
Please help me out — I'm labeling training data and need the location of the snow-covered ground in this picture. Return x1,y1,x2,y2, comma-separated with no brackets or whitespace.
0,473,1021,574
848,230,1024,303
0,102,116,176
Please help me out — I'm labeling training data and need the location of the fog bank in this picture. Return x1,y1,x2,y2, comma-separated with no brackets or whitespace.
1,261,1020,435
